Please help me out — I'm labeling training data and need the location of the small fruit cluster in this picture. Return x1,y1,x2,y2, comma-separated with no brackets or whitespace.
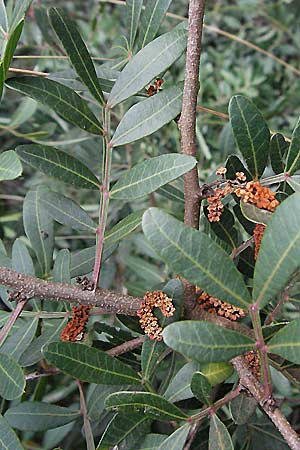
137,290,175,341
61,305,91,342
196,290,245,321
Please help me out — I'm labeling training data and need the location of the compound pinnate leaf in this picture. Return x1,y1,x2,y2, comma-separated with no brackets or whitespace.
142,208,251,308
5,402,80,431
285,117,300,175
6,76,103,135
0,353,25,400
0,415,23,450
105,391,187,421
0,150,22,181
229,95,270,179
49,7,104,105
253,193,300,307
43,342,141,385
268,318,300,365
17,144,100,189
111,154,196,200
108,27,186,107
163,321,254,362
209,414,234,450
111,85,183,146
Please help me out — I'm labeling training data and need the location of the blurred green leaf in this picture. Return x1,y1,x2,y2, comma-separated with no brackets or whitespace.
240,201,272,225
49,7,104,105
191,371,212,404
268,318,300,365
108,27,186,107
43,342,141,385
0,353,25,400
1,317,38,362
157,423,190,450
230,393,257,425
111,154,196,200
9,0,32,31
6,76,103,135
0,0,8,32
17,144,100,189
253,193,300,307
0,415,23,450
105,391,187,421
5,402,80,431
40,191,97,232
141,336,166,382
97,413,149,450
285,117,300,175
53,249,71,284
139,0,173,48
164,362,200,403
142,208,251,308
163,321,254,362
132,434,167,449
201,362,233,386
229,95,270,179
0,150,22,181
111,85,182,146
87,385,127,422
126,0,143,49
270,133,288,174
209,414,234,450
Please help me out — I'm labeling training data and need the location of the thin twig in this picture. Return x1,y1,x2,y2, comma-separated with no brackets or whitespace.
8,67,48,76
77,381,95,450
232,356,300,450
0,298,28,347
106,336,144,356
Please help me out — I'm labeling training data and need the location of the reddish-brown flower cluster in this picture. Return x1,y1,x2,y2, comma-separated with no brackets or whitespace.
244,350,261,380
207,185,234,222
146,78,164,96
137,290,175,341
253,223,266,260
235,181,279,212
61,305,91,342
196,290,245,321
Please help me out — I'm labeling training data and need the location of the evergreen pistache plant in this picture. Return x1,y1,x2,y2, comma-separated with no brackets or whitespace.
1,0,300,449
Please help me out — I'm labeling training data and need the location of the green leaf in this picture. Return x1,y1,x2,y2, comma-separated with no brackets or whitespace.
268,318,300,364
108,27,186,107
6,76,103,135
164,362,200,403
111,85,182,146
0,415,23,450
141,336,166,382
9,0,32,31
20,319,67,367
157,423,190,450
253,193,300,307
225,154,251,181
201,362,233,386
230,393,257,425
285,117,300,175
53,249,71,284
40,191,97,232
138,0,173,48
97,413,149,450
105,211,143,245
0,0,8,33
209,414,234,450
43,342,141,385
191,371,212,404
126,0,143,49
23,186,54,276
5,402,80,431
229,95,270,179
0,150,22,181
111,154,196,200
142,208,251,308
163,321,254,362
0,19,24,99
12,238,34,276
270,133,288,174
133,434,168,450
0,353,25,400
87,385,127,422
49,8,104,105
17,144,100,189
240,201,272,225
1,318,38,362
105,391,187,421
69,243,117,277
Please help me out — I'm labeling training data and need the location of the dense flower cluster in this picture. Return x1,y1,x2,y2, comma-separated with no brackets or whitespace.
196,290,245,321
244,350,261,380
137,290,175,341
253,223,266,260
61,305,91,342
207,185,234,222
235,181,279,212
